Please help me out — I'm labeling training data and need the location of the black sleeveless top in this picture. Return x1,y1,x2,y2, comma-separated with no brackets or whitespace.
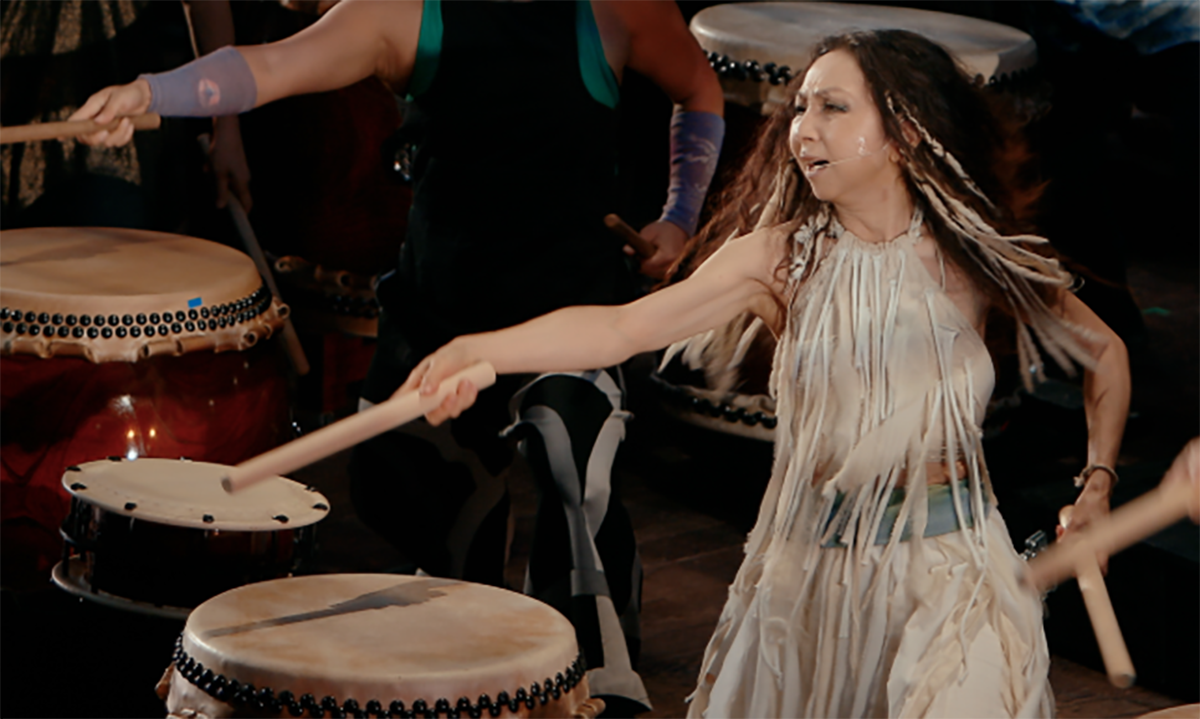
379,0,634,356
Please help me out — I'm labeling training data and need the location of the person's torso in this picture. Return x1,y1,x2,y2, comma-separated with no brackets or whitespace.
777,220,996,479
385,0,632,350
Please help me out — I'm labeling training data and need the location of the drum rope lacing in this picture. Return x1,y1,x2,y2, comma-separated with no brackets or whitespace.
649,371,777,430
702,49,1042,91
172,635,588,719
0,284,274,341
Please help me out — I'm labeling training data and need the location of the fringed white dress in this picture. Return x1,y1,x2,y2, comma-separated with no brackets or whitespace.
687,213,1054,718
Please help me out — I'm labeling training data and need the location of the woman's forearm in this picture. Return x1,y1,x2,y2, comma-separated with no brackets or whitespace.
451,305,640,376
1082,330,1130,490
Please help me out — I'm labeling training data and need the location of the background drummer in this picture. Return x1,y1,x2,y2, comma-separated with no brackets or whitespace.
70,1,724,712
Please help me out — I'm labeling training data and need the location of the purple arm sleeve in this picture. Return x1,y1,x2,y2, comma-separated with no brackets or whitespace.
139,46,258,118
659,110,725,236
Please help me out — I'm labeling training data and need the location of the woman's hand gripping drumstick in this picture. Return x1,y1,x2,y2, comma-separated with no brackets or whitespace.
1024,438,1200,687
0,113,161,145
223,362,497,493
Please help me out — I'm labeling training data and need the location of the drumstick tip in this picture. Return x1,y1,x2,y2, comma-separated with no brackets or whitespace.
220,475,234,493
1110,671,1136,689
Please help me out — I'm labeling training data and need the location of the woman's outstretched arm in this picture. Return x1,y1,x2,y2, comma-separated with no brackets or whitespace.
408,227,788,424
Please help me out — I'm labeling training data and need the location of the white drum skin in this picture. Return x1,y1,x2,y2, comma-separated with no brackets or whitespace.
166,574,594,718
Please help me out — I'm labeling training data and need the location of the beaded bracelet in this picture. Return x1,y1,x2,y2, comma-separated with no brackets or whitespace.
1074,463,1119,489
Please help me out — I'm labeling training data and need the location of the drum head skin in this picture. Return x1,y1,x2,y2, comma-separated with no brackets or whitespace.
0,227,286,363
174,575,587,717
62,458,328,531
692,2,1037,111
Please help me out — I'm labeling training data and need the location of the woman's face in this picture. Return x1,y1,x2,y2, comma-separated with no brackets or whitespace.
789,49,899,204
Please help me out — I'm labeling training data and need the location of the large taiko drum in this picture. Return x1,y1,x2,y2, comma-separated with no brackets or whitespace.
655,2,1040,441
54,458,329,614
0,227,292,586
162,574,604,719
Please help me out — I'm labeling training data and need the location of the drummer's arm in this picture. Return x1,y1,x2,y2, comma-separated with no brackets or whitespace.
70,1,417,144
610,1,724,278
615,1,723,115
406,229,787,424
239,0,419,104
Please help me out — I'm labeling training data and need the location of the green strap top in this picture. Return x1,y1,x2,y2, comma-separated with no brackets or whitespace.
408,0,618,108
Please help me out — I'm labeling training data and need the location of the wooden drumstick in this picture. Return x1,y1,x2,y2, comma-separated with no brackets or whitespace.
197,134,311,376
604,213,658,259
0,113,162,144
1054,506,1136,688
222,361,497,493
1027,481,1194,590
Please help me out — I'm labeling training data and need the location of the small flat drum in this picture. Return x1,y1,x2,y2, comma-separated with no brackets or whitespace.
57,458,328,610
164,574,603,718
692,2,1037,113
1,226,292,587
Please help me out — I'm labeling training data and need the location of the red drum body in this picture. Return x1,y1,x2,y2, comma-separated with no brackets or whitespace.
233,6,408,339
0,227,292,587
656,2,1040,441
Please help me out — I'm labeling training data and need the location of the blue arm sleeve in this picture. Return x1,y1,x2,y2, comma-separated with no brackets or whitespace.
659,109,725,236
140,47,258,118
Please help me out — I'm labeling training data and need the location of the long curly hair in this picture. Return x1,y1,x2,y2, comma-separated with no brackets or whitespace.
669,29,1092,387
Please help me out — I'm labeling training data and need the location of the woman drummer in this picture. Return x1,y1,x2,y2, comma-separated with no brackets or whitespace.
399,29,1129,717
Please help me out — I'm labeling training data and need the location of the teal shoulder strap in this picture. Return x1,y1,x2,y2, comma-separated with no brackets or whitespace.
408,0,442,99
576,0,619,109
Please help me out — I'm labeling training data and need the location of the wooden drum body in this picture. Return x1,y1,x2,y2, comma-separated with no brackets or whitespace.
0,227,293,584
57,458,329,612
164,574,600,718
655,3,1040,441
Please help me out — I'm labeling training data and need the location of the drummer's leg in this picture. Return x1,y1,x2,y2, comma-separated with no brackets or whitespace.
348,312,514,585
507,369,651,711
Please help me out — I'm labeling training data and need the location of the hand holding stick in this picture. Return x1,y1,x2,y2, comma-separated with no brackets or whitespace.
1024,443,1198,688
0,114,161,144
1027,480,1195,591
604,214,657,259
222,361,497,493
